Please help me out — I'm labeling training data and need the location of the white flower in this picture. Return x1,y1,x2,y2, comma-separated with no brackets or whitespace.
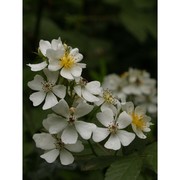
43,99,96,144
95,89,119,113
48,44,86,80
74,77,102,102
123,102,153,139
27,37,64,71
28,68,66,110
33,133,84,165
92,108,135,150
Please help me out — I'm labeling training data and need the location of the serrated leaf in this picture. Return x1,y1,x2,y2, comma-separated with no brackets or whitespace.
105,154,143,180
142,142,157,173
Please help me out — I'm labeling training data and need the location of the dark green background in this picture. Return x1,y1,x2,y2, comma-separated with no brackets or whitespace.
23,0,157,179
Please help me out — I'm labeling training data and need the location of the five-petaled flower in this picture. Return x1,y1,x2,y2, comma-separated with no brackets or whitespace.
93,108,135,150
28,68,66,110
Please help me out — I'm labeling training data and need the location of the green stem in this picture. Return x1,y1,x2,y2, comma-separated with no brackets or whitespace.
88,140,98,157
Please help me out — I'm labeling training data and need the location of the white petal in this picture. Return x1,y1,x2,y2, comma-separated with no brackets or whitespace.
74,86,82,97
70,66,82,77
117,130,135,146
46,49,64,60
117,111,132,129
45,115,68,134
61,126,78,144
86,81,101,95
43,68,59,83
60,68,74,80
65,140,84,152
29,91,46,106
42,113,57,130
39,40,51,56
104,134,121,150
52,85,66,98
74,102,93,118
135,105,146,116
27,75,44,91
92,127,110,142
82,89,99,102
77,63,86,68
40,149,59,163
123,101,134,114
60,149,74,165
33,133,56,150
27,61,47,71
48,60,61,71
132,125,146,139
101,103,117,115
96,109,114,127
51,37,63,50
52,99,69,118
75,121,96,140
43,92,58,110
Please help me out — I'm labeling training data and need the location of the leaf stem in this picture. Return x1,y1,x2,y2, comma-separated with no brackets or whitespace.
88,140,98,157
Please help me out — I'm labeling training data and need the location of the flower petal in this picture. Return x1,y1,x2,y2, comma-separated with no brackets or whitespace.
75,121,96,140
60,149,74,165
86,81,101,95
74,85,82,97
92,127,110,142
65,140,84,152
135,105,146,116
43,92,58,110
60,68,74,80
117,130,135,146
39,40,51,56
70,66,82,77
48,60,61,71
132,124,146,139
29,91,46,106
123,101,134,114
46,49,64,60
27,61,47,71
82,89,99,102
117,111,132,129
96,109,114,127
52,99,69,118
33,133,56,150
43,68,59,84
52,85,66,99
28,75,44,91
43,115,68,134
74,102,93,118
51,37,63,50
40,149,59,163
61,126,78,144
104,134,121,150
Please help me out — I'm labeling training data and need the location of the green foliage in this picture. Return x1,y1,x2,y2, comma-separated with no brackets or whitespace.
105,153,143,180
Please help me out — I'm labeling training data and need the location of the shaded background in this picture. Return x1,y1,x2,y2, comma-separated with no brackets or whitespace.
23,0,157,179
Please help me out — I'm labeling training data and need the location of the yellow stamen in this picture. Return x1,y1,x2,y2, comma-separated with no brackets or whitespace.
60,54,75,69
103,90,116,105
131,113,145,130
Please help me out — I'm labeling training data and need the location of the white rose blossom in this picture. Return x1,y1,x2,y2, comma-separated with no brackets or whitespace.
33,133,84,165
28,68,66,110
123,102,153,139
92,108,135,150
43,99,96,144
27,37,64,71
74,77,102,102
47,44,86,80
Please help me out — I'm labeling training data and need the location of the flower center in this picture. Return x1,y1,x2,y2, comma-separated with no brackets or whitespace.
68,115,76,125
103,90,116,105
108,122,119,134
55,139,65,150
131,113,145,130
42,81,53,92
60,54,75,69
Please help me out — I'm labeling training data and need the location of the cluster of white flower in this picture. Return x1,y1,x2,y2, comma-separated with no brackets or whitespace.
102,68,157,114
28,37,153,165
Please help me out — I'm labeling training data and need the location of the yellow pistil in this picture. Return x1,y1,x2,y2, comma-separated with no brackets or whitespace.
60,54,75,69
131,113,145,130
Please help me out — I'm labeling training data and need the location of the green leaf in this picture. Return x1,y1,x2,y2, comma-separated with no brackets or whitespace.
105,154,143,180
142,142,157,173
77,156,118,171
